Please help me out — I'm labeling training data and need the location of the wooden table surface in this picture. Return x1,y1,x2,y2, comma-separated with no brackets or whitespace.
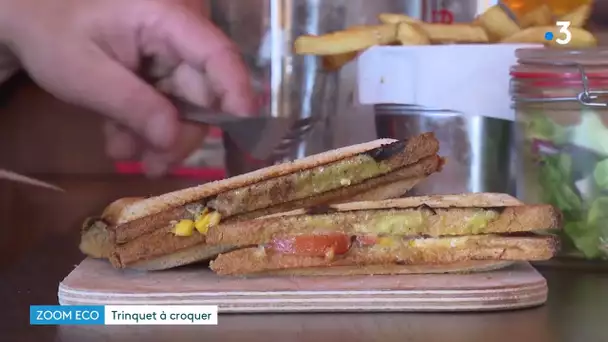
2,222,608,342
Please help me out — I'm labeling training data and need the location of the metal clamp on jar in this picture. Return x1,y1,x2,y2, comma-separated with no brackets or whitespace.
511,48,608,260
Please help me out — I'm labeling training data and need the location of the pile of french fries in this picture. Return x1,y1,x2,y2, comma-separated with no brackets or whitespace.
294,4,596,72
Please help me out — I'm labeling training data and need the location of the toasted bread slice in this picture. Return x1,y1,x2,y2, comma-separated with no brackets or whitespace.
105,134,437,226
97,133,440,244
209,235,560,275
205,196,562,247
251,261,516,276
266,192,526,217
79,197,142,259
226,154,443,221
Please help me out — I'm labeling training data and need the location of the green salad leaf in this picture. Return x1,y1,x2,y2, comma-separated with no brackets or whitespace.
540,154,584,221
559,154,573,180
564,221,602,259
525,112,569,144
594,159,608,190
588,197,608,225
571,110,608,156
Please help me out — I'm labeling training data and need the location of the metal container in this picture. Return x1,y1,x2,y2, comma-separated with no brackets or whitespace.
210,0,498,176
375,104,515,195
212,0,347,177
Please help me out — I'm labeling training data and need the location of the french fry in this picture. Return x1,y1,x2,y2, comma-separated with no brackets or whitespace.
321,51,359,72
378,13,421,25
476,5,521,41
501,26,597,48
293,5,599,64
344,25,376,31
294,24,398,55
418,24,489,44
559,4,592,28
518,4,553,28
319,25,371,71
396,22,430,45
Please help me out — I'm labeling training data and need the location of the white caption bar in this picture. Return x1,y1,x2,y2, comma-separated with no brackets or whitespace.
104,305,218,325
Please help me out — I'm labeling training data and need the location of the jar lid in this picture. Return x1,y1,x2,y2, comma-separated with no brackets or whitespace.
510,68,608,80
515,48,608,67
518,79,608,88
512,48,608,89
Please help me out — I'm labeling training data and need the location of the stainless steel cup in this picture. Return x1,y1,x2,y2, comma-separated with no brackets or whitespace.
375,104,515,195
211,0,348,177
210,0,499,176
210,0,432,176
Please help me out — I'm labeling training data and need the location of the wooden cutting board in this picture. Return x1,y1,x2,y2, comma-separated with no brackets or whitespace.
58,258,548,313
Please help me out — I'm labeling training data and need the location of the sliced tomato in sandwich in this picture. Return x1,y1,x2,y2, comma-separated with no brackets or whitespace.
269,233,352,257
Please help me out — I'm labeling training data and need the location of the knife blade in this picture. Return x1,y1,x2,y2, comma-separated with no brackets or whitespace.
0,169,65,192
168,96,293,161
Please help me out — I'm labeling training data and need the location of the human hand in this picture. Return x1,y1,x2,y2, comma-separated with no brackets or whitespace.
0,0,255,177
0,45,19,85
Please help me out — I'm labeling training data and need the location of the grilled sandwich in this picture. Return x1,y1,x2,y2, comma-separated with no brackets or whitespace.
206,193,562,275
80,133,444,270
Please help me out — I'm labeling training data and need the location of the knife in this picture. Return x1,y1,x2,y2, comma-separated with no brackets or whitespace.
169,96,294,161
0,169,65,192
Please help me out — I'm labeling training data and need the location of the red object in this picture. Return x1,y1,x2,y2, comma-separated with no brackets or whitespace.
269,233,352,257
432,9,454,24
208,127,223,138
511,70,608,80
114,162,226,180
511,69,608,90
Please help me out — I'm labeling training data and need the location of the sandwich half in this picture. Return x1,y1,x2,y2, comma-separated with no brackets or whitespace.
80,133,444,270
206,193,562,276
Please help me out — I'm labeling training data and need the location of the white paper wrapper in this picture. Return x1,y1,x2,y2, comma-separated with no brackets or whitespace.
357,44,544,121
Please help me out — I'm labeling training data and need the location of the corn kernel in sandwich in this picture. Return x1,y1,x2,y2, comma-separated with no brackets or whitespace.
194,214,211,234
207,212,221,227
194,211,222,234
195,207,209,221
173,219,195,236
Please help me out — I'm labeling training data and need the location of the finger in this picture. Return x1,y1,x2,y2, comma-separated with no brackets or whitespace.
157,63,214,107
141,122,209,178
22,42,179,151
140,3,256,115
159,0,209,16
103,121,139,160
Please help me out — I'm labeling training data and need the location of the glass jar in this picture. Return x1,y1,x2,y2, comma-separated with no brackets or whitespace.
511,48,608,260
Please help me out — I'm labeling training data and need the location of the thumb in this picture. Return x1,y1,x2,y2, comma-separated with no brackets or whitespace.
27,44,178,150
